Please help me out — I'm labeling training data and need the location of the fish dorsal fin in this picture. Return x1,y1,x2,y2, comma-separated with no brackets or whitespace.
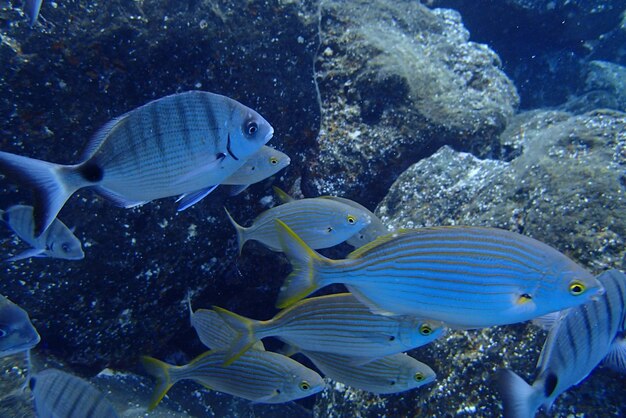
272,186,295,204
81,114,129,161
347,229,412,259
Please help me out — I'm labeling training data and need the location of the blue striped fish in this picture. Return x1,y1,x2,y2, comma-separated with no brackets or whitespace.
299,349,436,394
141,349,324,408
0,294,40,357
221,146,290,195
274,221,604,328
224,198,371,253
497,269,626,418
30,368,118,418
213,293,443,365
272,187,389,248
0,91,273,235
1,205,84,262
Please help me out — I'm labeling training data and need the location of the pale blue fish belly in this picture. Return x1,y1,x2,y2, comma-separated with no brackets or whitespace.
497,269,626,418
227,198,371,252
276,224,604,328
215,293,443,363
1,205,83,261
0,294,40,357
143,349,323,405
30,369,118,418
301,350,436,395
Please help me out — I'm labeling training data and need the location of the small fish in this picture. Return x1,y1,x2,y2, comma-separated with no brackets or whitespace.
0,91,274,235
274,221,604,328
141,349,324,408
496,269,626,418
213,293,444,365
224,198,371,253
299,349,436,394
1,205,84,262
24,0,43,26
0,294,40,357
272,187,388,248
29,368,119,418
221,146,290,195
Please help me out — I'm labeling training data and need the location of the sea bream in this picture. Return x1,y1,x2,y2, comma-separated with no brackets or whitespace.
274,221,604,329
0,294,40,357
213,293,444,366
0,91,274,235
497,269,626,418
1,205,84,262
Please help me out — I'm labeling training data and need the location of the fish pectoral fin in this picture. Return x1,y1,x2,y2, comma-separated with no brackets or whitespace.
176,185,219,212
531,310,568,331
347,356,378,367
94,186,148,208
346,286,397,317
5,248,45,262
603,336,626,372
173,154,226,186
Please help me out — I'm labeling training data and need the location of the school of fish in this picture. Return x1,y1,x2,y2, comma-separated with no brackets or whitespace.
0,89,624,418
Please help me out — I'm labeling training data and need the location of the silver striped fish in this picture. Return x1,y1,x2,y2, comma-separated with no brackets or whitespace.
213,293,444,365
30,368,118,418
0,294,40,357
272,187,388,248
274,221,604,328
224,198,371,253
141,349,324,408
0,91,273,235
221,146,290,195
299,349,436,394
497,269,626,418
1,205,84,262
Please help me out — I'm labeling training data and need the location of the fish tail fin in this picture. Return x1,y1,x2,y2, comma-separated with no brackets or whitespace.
141,356,177,410
496,369,541,418
0,151,81,236
212,306,262,366
274,219,331,308
224,207,247,254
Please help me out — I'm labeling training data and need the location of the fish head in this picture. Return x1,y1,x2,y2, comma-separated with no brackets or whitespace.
264,148,291,174
377,354,436,394
332,205,372,236
279,367,325,402
402,356,436,390
48,230,84,260
401,318,445,348
0,298,40,357
227,104,274,162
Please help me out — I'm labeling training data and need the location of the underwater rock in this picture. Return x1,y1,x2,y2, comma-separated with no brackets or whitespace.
340,108,626,416
301,0,518,208
583,61,626,113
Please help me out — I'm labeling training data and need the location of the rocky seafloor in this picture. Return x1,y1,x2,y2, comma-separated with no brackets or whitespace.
1,0,625,417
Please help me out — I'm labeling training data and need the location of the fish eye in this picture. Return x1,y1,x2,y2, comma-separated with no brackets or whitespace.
414,372,425,382
569,281,586,296
270,157,279,165
347,215,356,225
419,324,432,336
245,120,259,136
299,381,311,391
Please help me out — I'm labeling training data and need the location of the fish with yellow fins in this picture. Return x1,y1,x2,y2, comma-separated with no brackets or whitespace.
213,293,443,366
0,91,273,235
274,220,604,329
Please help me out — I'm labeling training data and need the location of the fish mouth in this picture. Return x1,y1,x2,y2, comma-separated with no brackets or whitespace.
226,133,239,161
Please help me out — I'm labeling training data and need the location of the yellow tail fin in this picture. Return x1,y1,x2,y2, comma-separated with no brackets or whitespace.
140,356,176,411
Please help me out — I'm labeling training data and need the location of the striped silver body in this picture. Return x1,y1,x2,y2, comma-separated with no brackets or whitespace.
221,146,290,185
320,227,603,328
30,368,118,418
256,294,443,357
531,269,626,408
239,198,371,251
321,196,389,248
80,91,273,202
0,294,40,357
1,205,83,260
170,350,324,403
301,350,436,394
